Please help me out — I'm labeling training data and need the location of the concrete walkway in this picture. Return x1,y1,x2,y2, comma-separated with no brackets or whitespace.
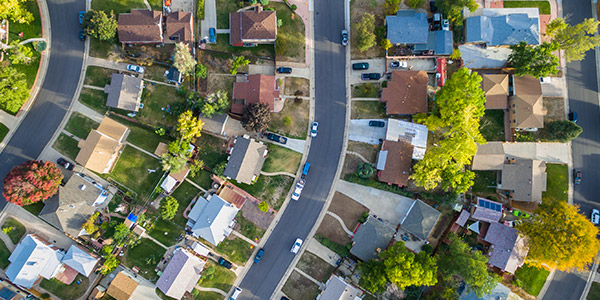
142,0,152,10
0,37,46,49
477,142,571,164
260,171,296,177
305,238,341,267
83,84,104,91
347,151,372,164
351,97,379,101
325,211,354,236
0,233,15,251
294,267,324,287
126,142,159,159
263,137,306,153
231,230,258,246
195,286,228,297
184,178,207,193
216,29,230,34
87,56,130,72
141,232,168,249
70,99,105,122
144,78,178,87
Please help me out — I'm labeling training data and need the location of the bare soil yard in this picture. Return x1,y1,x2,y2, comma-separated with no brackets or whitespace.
316,215,352,245
341,154,362,179
282,271,321,300
348,141,379,163
543,97,566,123
269,99,309,139
296,252,335,283
329,192,369,230
284,77,310,96
207,74,236,101
350,0,386,59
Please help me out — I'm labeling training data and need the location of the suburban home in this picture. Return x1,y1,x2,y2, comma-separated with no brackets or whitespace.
186,194,240,246
400,199,441,241
5,234,64,288
223,135,268,184
61,245,100,278
229,6,277,46
156,248,205,299
385,119,429,159
317,275,362,300
385,10,453,54
376,140,414,187
350,216,396,261
0,280,34,299
509,75,545,130
465,8,540,46
481,222,529,273
471,197,503,223
165,11,194,44
413,30,454,55
118,10,163,44
231,74,280,115
471,142,506,170
89,286,107,300
39,173,111,238
160,167,191,194
190,241,211,257
76,117,129,174
499,158,547,204
212,174,253,209
104,74,144,112
380,71,429,115
106,271,139,300
481,74,510,109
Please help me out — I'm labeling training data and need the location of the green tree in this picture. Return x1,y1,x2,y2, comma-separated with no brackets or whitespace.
196,63,208,79
83,10,118,41
543,120,582,142
201,90,230,117
356,14,377,52
0,0,33,24
100,256,119,275
259,0,269,5
173,42,196,77
380,38,392,51
159,196,179,220
435,0,478,24
406,0,424,9
358,260,387,293
177,110,204,141
213,161,227,177
546,18,600,62
258,201,269,212
82,212,100,234
230,56,250,75
508,41,559,78
385,0,402,15
160,152,189,173
113,223,130,242
449,48,461,60
0,67,29,114
8,41,34,65
188,159,205,178
241,103,271,132
356,163,374,179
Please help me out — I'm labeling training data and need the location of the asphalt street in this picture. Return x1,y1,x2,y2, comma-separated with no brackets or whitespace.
542,0,600,299
238,0,347,298
0,0,85,208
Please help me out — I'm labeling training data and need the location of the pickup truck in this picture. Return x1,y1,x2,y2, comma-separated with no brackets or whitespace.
361,73,381,80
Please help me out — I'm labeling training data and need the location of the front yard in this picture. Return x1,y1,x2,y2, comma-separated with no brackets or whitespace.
235,211,266,240
352,83,381,98
284,77,310,97
351,101,387,119
92,0,148,14
233,175,294,211
350,0,385,59
109,114,172,153
480,110,506,142
106,145,163,200
84,66,114,87
64,112,99,140
269,99,309,139
296,251,335,283
2,217,26,244
209,34,275,58
52,133,80,160
79,88,109,114
272,2,305,63
40,274,89,299
0,240,10,269
216,0,240,29
502,0,551,14
263,144,302,174
282,270,321,300
588,282,600,300
198,260,237,292
514,263,550,297
121,238,166,281
543,163,568,202
0,123,8,143
215,237,253,265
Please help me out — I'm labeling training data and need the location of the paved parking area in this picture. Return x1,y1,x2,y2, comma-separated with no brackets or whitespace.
200,0,216,42
249,63,276,76
541,77,566,97
169,0,194,13
349,58,436,84
348,119,387,144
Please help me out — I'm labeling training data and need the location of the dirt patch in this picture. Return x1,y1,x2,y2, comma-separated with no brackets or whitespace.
543,96,566,123
329,192,369,231
347,141,380,163
341,154,362,179
269,98,309,139
284,77,310,97
296,251,336,283
350,0,386,59
282,270,321,300
199,51,233,74
207,74,236,100
240,200,275,231
316,215,352,245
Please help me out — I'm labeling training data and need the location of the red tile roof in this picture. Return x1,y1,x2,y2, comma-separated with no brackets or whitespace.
377,140,413,186
231,74,279,115
380,71,429,115
230,9,277,46
118,10,163,44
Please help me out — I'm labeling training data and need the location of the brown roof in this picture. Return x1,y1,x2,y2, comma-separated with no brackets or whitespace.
216,178,256,209
229,9,277,45
165,11,194,44
376,140,414,186
75,117,129,174
118,10,163,44
509,75,545,129
154,142,168,156
231,74,280,114
482,74,509,109
501,158,547,203
471,142,506,170
380,71,429,115
107,271,139,300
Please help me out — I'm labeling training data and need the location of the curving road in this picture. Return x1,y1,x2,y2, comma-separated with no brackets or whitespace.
238,0,347,298
0,0,85,207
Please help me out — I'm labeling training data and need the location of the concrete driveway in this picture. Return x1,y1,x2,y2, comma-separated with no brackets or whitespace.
249,63,275,76
502,142,570,164
541,76,566,97
348,119,387,144
349,58,385,84
275,66,310,80
200,0,216,42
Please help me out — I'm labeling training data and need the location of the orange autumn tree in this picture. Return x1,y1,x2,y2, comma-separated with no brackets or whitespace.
3,160,63,206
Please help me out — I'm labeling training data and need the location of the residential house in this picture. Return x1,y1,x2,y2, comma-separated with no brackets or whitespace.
104,74,144,112
317,275,362,300
471,197,503,223
186,194,240,246
465,8,540,46
61,245,100,277
165,11,194,44
156,248,205,299
481,74,510,109
75,117,129,174
482,222,529,273
509,75,545,130
471,142,506,171
384,119,428,159
160,167,191,194
413,30,454,55
459,282,513,300
231,74,280,115
118,10,163,44
0,280,34,300
89,286,106,300
380,71,429,115
400,199,441,240
385,10,453,54
350,216,396,261
5,234,63,288
229,6,277,46
376,140,414,187
223,135,268,184
500,158,547,204
212,174,253,209
106,271,139,300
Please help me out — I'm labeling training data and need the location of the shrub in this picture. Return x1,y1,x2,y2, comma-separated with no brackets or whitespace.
421,244,433,254
258,201,269,212
283,116,292,126
542,120,582,142
197,0,205,19
291,4,297,10
356,163,375,179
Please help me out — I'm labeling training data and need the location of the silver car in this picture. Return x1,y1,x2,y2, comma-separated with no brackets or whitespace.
127,64,145,74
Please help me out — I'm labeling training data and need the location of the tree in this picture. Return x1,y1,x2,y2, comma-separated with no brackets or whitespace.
435,0,478,24
546,18,600,62
258,201,269,212
100,256,119,275
201,90,230,118
188,159,205,178
230,56,250,75
213,161,227,177
196,63,208,79
82,10,118,41
3,160,63,206
358,260,387,293
384,0,402,15
356,14,376,52
517,199,600,271
412,68,485,193
259,0,269,5
177,110,203,141
543,120,582,143
0,0,33,24
356,163,374,179
8,41,34,65
449,48,461,60
508,41,559,78
241,103,271,132
159,196,179,220
437,234,498,298
173,42,196,77
160,152,188,173
406,0,424,9
82,212,100,234
380,38,392,51
113,223,130,242
0,67,29,114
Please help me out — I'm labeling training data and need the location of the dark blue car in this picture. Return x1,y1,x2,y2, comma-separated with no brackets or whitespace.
254,248,264,263
79,11,85,24
209,28,216,43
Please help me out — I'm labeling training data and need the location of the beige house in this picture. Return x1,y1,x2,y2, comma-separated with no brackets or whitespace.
223,135,268,184
500,158,547,203
76,117,129,174
481,74,510,109
509,76,545,129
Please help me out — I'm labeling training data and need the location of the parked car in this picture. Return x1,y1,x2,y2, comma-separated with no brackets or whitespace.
291,185,302,201
79,29,85,41
266,132,288,144
254,248,264,263
209,28,216,43
341,29,348,46
442,19,450,31
277,67,293,74
569,111,578,123
574,169,582,184
390,61,407,68
352,62,369,70
310,121,319,137
592,209,600,225
361,73,381,80
57,157,75,171
512,210,531,218
79,11,85,25
218,257,232,269
302,162,310,177
127,64,145,74
296,178,306,188
291,238,303,254
369,120,385,127
230,287,242,300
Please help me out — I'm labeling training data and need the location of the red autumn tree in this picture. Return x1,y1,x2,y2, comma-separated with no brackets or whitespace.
3,160,63,206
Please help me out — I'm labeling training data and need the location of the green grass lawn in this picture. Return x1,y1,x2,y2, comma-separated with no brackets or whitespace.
215,237,253,265
480,110,506,141
171,181,201,227
84,66,115,87
40,274,89,299
22,201,44,216
79,88,109,114
588,282,600,300
52,133,80,160
0,123,8,143
122,238,166,281
472,170,498,198
270,2,305,62
92,0,147,14
543,163,568,202
137,84,184,128
64,112,99,139
503,0,551,14
514,263,550,297
89,38,117,59
108,145,162,200
194,291,224,300
2,217,26,244
189,169,213,190
233,174,294,211
263,144,302,174
0,239,10,269
216,0,240,29
209,34,275,58
147,217,184,247
147,0,162,10
199,260,237,292
236,211,266,240
194,134,228,169
109,114,172,153
351,101,387,119
269,99,309,139
9,0,42,42
352,83,381,98
12,46,41,89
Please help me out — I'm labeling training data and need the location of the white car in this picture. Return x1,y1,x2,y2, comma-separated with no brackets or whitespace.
390,61,407,68
592,209,600,225
127,64,145,74
291,238,303,254
291,186,302,201
311,122,318,138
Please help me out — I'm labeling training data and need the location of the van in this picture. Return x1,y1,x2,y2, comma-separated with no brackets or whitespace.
230,287,242,300
302,162,311,177
352,62,369,70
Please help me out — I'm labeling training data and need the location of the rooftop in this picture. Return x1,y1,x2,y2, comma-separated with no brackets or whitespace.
165,11,194,44
380,71,429,115
229,8,277,45
186,194,239,246
104,74,144,112
156,248,205,299
117,10,163,44
483,222,529,273
385,119,428,159
466,9,540,46
501,158,547,203
386,10,428,45
350,216,395,261
106,271,139,300
376,140,413,187
231,74,280,115
510,75,545,129
223,136,268,184
481,74,509,109
400,199,441,240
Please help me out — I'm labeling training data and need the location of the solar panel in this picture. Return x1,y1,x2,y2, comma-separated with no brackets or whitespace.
478,198,502,212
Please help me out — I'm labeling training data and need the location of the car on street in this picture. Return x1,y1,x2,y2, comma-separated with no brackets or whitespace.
254,248,264,263
574,169,582,184
266,132,287,144
291,178,306,201
218,257,232,269
302,162,310,177
341,29,348,46
390,61,407,68
291,238,303,254
569,111,578,123
592,209,600,225
361,73,381,80
209,28,216,43
369,120,385,127
277,67,292,74
79,29,85,41
512,210,531,218
230,287,242,300
79,11,85,24
57,157,75,171
352,62,369,70
127,64,145,74
442,19,450,31
310,121,318,137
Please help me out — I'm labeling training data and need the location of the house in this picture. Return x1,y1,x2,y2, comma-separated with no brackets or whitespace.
0,280,33,300
413,30,454,55
472,142,506,170
61,245,99,277
89,286,106,300
118,10,163,44
317,275,362,300
509,75,545,129
223,136,268,184
482,222,529,273
106,271,139,300
160,167,191,194
400,199,441,240
212,174,253,209
380,71,429,115
386,10,428,45
376,140,414,187
385,119,428,159
75,117,129,174
231,74,280,115
481,74,510,109
39,173,111,237
465,8,540,46
229,6,277,46
186,194,239,246
500,158,547,203
104,74,144,112
5,234,64,288
156,248,205,299
459,282,512,300
472,197,503,223
350,216,396,261
165,11,194,44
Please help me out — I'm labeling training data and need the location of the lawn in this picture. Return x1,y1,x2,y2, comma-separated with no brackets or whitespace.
194,290,224,300
121,238,166,281
480,110,506,141
215,237,253,265
84,66,115,87
108,145,163,200
89,38,117,59
543,163,568,202
263,143,302,174
189,169,213,190
194,134,228,169
514,263,550,297
271,2,305,63
145,64,170,83
2,217,26,244
64,112,99,139
0,240,10,269
233,175,294,211
314,234,350,257
198,260,237,292
92,0,147,14
472,170,498,199
588,282,600,300
171,181,201,227
0,123,8,143
296,251,335,282
351,101,387,119
109,114,172,153
9,0,42,42
352,83,381,98
22,201,44,216
13,46,41,89
52,133,80,160
209,34,275,58
503,1,551,14
79,88,109,114
269,99,309,139
147,0,162,10
236,211,266,240
40,274,89,299
216,0,241,29
147,217,184,247
137,84,184,128
284,77,310,97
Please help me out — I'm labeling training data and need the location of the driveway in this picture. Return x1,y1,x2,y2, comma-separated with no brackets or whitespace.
541,76,566,97
87,56,130,72
501,142,570,164
348,119,387,144
349,58,436,84
249,63,275,76
200,0,216,42
275,66,310,80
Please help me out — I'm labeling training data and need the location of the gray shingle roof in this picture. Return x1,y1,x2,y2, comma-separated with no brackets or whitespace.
466,14,540,46
350,216,395,261
223,136,267,184
401,199,441,240
186,194,239,246
104,74,144,112
156,248,205,299
501,159,547,203
484,222,529,273
414,30,454,55
386,10,428,45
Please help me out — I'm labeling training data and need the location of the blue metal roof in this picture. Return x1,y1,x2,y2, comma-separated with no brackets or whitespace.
466,14,540,46
127,213,137,222
386,10,428,45
414,30,453,55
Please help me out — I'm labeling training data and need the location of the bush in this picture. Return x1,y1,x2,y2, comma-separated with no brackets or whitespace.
291,4,297,10
283,116,292,126
33,41,46,52
421,244,433,254
197,0,205,19
542,120,582,142
356,163,375,179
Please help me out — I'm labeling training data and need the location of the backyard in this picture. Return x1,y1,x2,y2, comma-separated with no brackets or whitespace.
171,181,202,227
471,171,498,200
84,66,114,87
514,263,550,297
282,270,321,300
215,237,253,265
136,84,184,128
351,101,387,119
109,114,172,153
502,1,551,14
194,134,228,170
198,260,237,293
2,217,26,244
0,240,10,269
269,99,309,139
543,163,568,202
121,238,166,281
480,110,505,141
233,175,294,211
106,145,163,200
189,169,213,190
147,217,184,247
263,144,302,174
79,88,109,114
64,112,99,139
40,274,89,299
52,133,80,160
